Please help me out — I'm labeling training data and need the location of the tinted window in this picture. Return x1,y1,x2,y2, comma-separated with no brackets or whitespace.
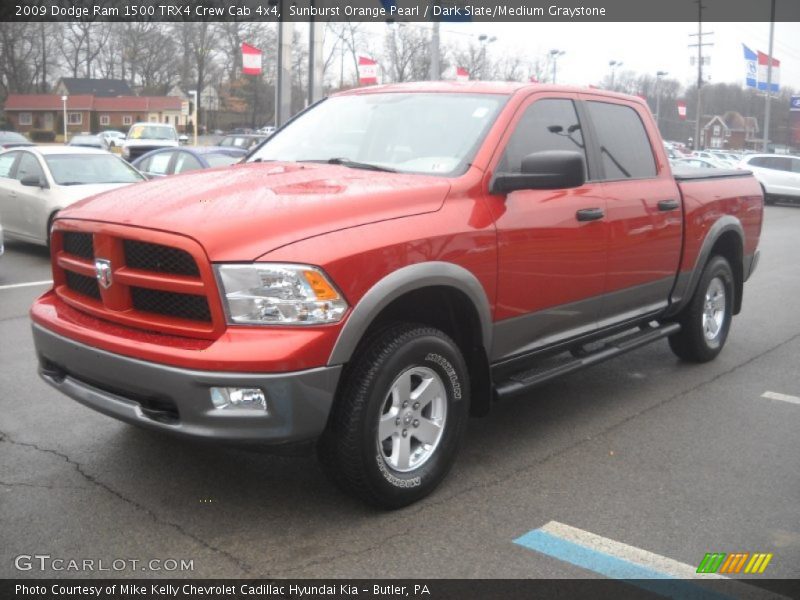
791,158,800,174
750,156,790,171
587,101,657,179
16,153,44,181
499,99,587,176
0,152,18,178
174,152,203,174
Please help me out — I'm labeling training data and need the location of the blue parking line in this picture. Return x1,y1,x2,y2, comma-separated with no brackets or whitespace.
513,529,734,600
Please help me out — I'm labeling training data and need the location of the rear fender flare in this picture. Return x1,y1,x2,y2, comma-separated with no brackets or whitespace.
668,215,744,316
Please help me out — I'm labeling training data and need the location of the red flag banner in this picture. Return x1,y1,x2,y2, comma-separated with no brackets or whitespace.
456,67,469,82
677,100,687,120
242,43,263,75
358,56,379,85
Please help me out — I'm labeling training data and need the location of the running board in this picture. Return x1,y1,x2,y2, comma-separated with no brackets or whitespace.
494,322,681,400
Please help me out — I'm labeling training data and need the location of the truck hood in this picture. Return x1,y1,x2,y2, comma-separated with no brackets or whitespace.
58,162,451,261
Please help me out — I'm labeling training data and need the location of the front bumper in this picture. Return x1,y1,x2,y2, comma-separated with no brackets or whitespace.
32,324,341,444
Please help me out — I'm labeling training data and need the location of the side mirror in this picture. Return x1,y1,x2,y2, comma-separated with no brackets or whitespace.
491,150,586,194
20,174,46,188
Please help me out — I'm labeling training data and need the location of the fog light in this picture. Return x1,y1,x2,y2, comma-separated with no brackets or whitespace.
210,387,268,412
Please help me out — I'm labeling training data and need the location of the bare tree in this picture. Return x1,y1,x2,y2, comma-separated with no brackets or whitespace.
383,24,429,83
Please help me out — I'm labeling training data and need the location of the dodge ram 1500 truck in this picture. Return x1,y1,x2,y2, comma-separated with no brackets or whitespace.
31,83,763,508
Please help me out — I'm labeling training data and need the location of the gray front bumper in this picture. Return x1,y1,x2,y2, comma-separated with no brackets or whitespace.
32,324,341,444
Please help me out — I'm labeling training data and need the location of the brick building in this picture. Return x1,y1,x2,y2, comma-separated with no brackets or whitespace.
4,94,186,137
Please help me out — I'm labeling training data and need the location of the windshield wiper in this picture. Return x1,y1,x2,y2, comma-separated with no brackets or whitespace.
301,158,397,173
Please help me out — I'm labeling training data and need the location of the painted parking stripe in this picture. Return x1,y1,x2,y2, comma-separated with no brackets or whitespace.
0,280,53,291
761,391,800,406
514,522,787,600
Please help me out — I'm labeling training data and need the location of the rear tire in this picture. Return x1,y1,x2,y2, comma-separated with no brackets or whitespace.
668,255,734,363
318,323,470,509
761,184,775,206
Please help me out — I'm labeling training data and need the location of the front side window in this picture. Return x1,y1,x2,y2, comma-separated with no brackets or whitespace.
586,101,657,180
16,153,44,182
174,152,203,174
140,152,174,175
497,98,588,177
249,92,507,176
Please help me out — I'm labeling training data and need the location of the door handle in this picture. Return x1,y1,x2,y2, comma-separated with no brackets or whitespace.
657,199,680,211
575,207,604,222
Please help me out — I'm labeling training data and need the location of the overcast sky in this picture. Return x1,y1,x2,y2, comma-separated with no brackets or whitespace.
434,22,800,90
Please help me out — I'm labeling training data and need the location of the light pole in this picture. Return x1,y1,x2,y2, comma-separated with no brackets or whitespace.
549,49,565,84
608,60,623,89
655,70,668,132
188,90,198,146
478,34,497,80
61,95,67,143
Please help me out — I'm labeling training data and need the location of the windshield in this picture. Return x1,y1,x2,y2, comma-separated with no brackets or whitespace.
45,154,145,185
127,124,177,141
0,132,29,142
248,93,507,175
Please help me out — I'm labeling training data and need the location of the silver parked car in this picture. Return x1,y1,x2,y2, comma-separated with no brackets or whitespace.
0,146,146,246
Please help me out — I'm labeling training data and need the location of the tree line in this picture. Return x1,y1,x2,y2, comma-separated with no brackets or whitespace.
0,21,795,145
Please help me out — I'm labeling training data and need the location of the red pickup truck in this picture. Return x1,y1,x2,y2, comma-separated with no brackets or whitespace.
31,83,762,508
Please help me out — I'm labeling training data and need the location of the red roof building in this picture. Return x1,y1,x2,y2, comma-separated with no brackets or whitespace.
4,94,187,137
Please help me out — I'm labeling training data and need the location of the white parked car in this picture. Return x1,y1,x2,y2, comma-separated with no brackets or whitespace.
98,130,127,147
120,123,180,162
737,154,800,205
0,147,146,246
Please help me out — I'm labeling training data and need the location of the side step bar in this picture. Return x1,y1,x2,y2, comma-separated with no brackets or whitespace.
494,322,681,400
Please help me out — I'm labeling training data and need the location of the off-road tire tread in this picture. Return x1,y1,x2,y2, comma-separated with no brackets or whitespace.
318,323,464,508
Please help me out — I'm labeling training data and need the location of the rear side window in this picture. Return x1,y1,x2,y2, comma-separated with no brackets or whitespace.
498,98,588,176
792,158,800,173
0,152,18,178
749,156,790,171
586,101,657,180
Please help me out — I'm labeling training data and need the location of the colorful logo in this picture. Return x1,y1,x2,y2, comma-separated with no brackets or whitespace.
697,552,773,574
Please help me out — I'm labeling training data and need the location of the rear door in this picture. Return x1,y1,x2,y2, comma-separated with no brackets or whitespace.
0,151,21,235
581,96,683,326
487,93,608,361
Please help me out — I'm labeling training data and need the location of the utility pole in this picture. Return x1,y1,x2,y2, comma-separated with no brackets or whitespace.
655,70,668,132
429,21,441,80
689,1,713,150
762,0,776,152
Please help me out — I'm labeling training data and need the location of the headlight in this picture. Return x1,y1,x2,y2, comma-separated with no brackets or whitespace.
215,263,348,325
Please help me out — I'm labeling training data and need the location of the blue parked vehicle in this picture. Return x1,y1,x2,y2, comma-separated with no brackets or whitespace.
131,146,247,179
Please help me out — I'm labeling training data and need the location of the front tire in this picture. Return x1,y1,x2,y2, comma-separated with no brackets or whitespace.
668,255,734,363
318,324,470,509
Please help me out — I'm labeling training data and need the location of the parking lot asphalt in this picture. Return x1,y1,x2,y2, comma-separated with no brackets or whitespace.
1,205,798,581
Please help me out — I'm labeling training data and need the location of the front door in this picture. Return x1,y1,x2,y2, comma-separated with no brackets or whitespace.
487,95,607,361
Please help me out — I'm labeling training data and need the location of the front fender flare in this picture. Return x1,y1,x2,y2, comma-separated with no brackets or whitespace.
327,262,493,366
